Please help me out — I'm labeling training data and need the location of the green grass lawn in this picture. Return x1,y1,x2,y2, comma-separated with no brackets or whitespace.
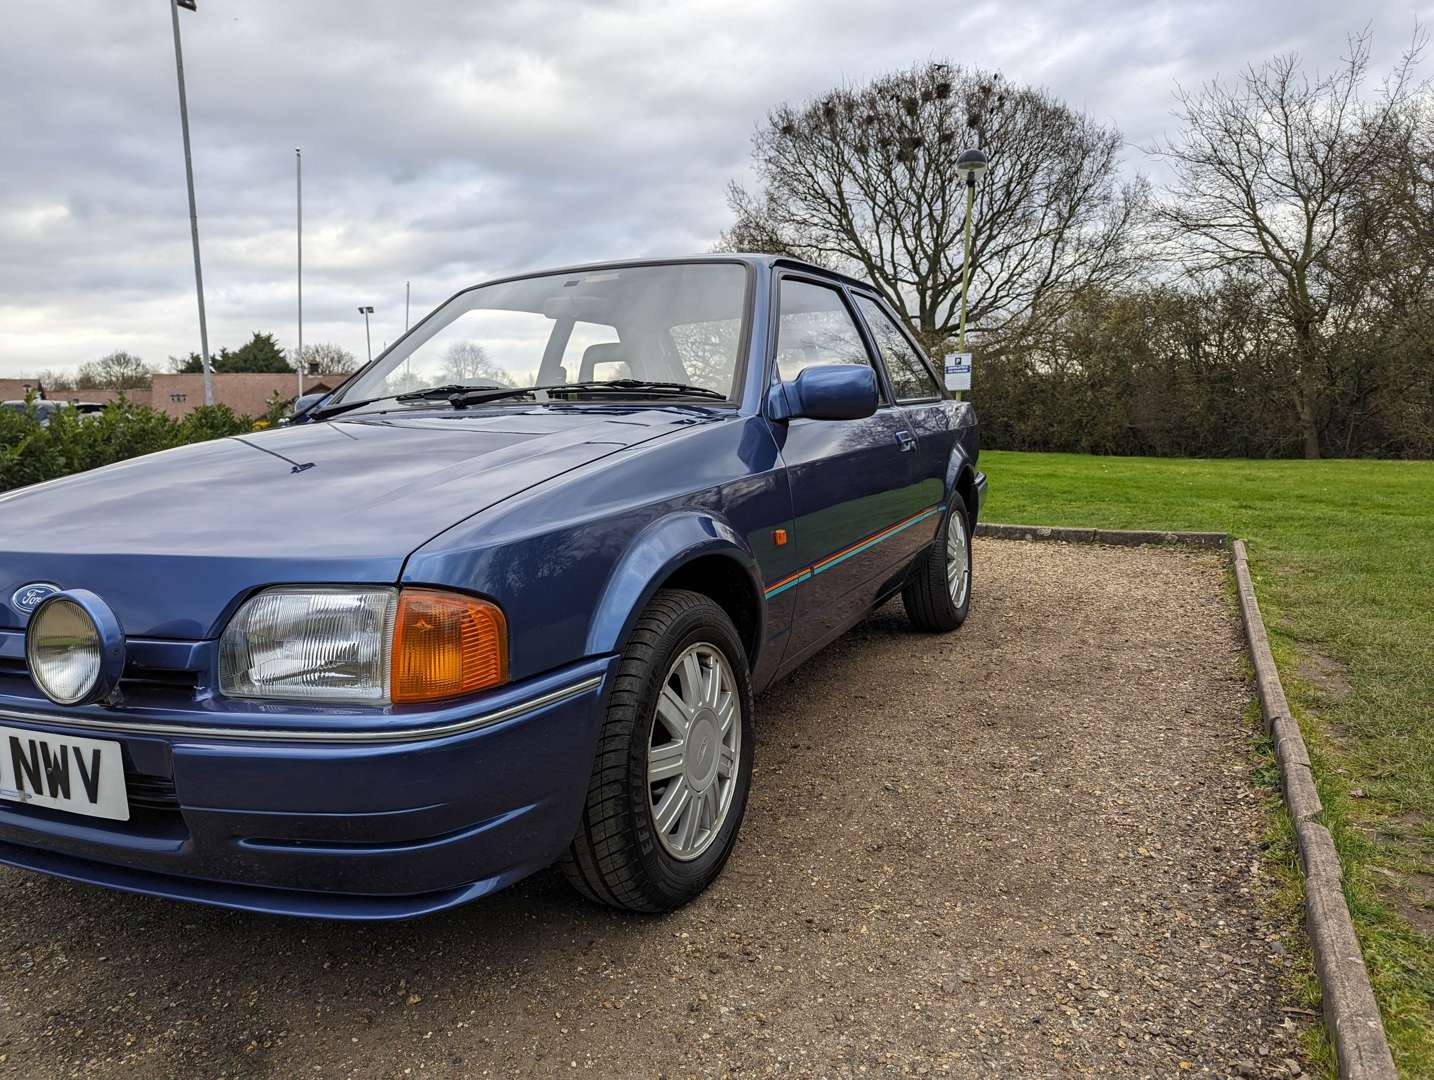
980,450,1434,1076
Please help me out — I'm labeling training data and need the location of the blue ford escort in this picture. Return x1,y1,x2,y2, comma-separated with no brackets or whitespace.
0,256,984,918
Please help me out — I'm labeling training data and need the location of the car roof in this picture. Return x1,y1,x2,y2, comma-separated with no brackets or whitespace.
749,254,881,293
471,254,878,295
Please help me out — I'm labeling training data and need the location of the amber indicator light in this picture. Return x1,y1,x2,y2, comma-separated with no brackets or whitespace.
392,589,508,704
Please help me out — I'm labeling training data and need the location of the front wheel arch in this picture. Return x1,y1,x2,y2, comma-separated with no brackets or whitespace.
585,512,765,667
656,555,762,667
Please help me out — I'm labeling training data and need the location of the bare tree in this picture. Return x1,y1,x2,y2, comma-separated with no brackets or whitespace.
1151,30,1426,457
75,350,152,390
1328,98,1434,454
294,342,357,376
34,369,77,393
442,342,512,386
721,62,1146,349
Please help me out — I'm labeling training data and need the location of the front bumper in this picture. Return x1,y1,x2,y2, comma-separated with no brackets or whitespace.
0,657,614,919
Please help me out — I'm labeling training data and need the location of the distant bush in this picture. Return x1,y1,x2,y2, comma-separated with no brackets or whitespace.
975,281,1434,460
0,396,253,494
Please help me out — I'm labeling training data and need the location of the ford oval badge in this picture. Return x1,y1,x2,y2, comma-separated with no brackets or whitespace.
11,583,60,617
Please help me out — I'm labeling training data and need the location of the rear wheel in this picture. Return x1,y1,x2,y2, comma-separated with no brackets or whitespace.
561,589,754,912
902,492,972,632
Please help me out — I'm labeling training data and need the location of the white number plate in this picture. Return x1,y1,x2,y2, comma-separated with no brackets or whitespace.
0,726,130,821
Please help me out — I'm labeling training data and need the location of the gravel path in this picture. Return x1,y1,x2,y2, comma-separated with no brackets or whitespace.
0,539,1307,1078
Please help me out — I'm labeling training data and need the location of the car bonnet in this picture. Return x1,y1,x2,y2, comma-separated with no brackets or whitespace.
0,408,686,638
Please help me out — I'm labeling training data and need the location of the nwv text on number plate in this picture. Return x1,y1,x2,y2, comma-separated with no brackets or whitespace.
0,726,130,821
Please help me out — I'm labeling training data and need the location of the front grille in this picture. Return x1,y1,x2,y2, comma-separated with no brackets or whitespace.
0,647,186,817
0,657,200,698
118,665,201,692
126,770,181,812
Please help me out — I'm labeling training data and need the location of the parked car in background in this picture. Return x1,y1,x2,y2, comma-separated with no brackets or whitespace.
3,400,68,426
0,256,984,918
1,400,105,425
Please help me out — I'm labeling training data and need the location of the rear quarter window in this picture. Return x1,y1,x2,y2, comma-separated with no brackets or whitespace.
854,295,942,401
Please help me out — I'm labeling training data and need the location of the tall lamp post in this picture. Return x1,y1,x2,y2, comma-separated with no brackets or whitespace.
296,147,303,401
168,0,214,407
953,148,989,355
358,306,375,364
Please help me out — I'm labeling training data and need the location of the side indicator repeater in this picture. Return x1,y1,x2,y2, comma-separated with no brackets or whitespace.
773,529,789,547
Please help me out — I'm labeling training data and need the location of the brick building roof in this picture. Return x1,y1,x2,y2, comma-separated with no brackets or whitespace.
148,373,347,419
0,378,44,402
5,373,350,418
44,387,140,407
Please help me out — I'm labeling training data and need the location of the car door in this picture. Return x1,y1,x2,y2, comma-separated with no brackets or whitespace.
851,292,954,523
766,275,930,667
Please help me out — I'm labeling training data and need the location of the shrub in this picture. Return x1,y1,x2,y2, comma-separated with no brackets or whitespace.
0,397,253,494
256,390,292,430
180,404,251,443
0,406,65,491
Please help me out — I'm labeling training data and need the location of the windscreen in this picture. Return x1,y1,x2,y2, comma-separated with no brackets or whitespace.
335,262,749,405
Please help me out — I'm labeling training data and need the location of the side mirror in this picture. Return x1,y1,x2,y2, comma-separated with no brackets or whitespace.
768,364,879,422
284,391,329,425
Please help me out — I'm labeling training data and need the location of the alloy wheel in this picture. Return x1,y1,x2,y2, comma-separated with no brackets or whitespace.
946,511,970,608
647,642,741,861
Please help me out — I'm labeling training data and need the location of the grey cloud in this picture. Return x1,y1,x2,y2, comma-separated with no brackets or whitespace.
0,0,1423,373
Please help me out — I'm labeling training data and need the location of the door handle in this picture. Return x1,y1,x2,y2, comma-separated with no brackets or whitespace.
895,431,917,452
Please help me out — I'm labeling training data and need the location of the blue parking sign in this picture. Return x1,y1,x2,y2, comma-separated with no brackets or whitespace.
943,352,972,392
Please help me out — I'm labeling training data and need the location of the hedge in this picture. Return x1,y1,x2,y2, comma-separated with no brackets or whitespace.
0,397,255,494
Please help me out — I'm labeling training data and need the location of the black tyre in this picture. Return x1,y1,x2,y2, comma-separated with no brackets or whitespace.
561,589,754,912
902,492,973,632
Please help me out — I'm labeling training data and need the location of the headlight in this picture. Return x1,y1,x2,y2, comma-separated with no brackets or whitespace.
218,586,506,706
219,587,396,704
26,590,127,706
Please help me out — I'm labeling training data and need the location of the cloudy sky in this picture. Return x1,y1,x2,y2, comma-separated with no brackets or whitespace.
0,0,1426,376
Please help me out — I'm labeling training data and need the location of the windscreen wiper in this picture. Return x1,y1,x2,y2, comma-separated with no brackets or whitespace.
308,395,393,420
314,379,728,420
394,382,514,401
309,382,528,419
446,380,728,407
579,379,727,400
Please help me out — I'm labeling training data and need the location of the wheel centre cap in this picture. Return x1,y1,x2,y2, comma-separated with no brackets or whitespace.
685,710,720,791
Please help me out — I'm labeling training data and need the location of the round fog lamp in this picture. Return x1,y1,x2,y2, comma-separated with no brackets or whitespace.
25,590,126,706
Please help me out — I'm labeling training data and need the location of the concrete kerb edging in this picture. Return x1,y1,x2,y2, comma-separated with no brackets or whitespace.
977,523,1397,1080
975,522,1231,549
1231,540,1395,1080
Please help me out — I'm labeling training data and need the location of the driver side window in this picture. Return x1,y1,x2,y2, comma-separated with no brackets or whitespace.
774,280,884,401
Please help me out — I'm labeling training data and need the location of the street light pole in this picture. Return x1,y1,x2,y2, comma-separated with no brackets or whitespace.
358,306,374,364
296,147,303,402
958,180,975,353
954,148,989,354
405,281,410,332
953,148,990,403
168,0,214,407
